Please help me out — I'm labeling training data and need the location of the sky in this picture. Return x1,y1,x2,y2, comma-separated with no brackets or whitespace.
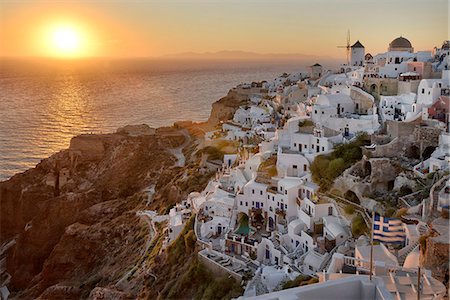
0,0,448,58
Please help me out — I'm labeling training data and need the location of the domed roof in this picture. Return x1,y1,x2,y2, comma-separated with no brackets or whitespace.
390,36,412,49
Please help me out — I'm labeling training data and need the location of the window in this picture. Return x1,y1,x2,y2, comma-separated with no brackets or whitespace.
294,143,297,147
322,147,325,151
268,195,270,199
252,189,255,194
341,107,344,112
240,201,243,206
422,88,425,94
314,110,317,114
260,190,263,195
261,203,263,207
322,111,324,114
245,202,248,207
303,164,307,171
293,165,297,169
317,138,319,143
252,201,254,206
328,206,333,216
285,204,287,209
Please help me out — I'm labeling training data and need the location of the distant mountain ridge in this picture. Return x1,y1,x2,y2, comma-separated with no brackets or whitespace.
162,50,333,61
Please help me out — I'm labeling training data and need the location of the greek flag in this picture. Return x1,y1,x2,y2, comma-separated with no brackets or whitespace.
373,214,405,243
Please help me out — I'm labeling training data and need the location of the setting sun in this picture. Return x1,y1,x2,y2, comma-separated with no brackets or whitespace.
52,27,79,53
45,24,88,57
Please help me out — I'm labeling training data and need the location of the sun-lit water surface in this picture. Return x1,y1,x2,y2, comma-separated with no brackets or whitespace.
0,58,306,181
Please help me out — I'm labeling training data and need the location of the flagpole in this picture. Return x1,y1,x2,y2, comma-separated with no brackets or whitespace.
370,212,374,281
417,242,421,300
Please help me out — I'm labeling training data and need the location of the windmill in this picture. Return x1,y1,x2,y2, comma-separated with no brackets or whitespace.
337,30,351,66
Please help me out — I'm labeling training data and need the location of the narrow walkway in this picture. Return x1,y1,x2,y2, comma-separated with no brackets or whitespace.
166,129,191,167
115,211,158,288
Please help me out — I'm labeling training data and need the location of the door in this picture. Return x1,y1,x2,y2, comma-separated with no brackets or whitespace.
337,104,341,115
217,226,222,235
266,249,270,259
269,217,274,230
231,243,235,253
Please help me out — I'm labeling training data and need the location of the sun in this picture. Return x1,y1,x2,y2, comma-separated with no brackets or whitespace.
49,26,82,56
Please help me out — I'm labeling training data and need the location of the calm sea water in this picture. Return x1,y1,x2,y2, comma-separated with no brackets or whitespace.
0,58,308,181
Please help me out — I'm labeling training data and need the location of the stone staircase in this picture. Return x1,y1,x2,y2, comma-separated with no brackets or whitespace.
398,241,419,265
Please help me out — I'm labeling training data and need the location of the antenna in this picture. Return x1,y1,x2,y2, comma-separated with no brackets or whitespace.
337,30,351,66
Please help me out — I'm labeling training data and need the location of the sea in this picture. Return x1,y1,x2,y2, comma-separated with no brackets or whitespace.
0,58,315,181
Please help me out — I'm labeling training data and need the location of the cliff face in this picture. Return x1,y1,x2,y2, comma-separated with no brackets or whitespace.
0,129,187,299
207,89,249,126
423,218,449,290
0,91,249,299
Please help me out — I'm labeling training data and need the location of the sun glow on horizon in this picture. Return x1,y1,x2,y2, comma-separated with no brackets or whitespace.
44,23,90,57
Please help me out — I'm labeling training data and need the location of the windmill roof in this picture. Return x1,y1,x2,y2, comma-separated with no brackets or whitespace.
351,40,365,48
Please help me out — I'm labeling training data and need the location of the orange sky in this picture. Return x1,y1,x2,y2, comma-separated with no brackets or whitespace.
0,0,448,58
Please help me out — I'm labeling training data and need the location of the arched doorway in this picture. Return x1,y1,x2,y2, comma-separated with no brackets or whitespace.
268,217,274,230
363,161,372,177
370,84,378,94
422,146,436,160
344,190,361,205
406,145,420,159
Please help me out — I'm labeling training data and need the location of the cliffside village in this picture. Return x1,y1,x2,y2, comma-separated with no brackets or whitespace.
144,37,450,300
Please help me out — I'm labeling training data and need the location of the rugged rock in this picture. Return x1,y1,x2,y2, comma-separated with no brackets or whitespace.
0,91,248,299
116,124,156,136
207,89,249,126
422,218,449,291
0,130,188,299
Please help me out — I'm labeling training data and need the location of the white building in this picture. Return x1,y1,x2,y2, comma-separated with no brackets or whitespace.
351,40,365,67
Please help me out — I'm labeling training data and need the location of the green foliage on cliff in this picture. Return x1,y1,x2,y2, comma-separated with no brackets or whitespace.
143,215,243,300
282,275,318,289
201,146,225,161
311,134,367,190
351,214,368,237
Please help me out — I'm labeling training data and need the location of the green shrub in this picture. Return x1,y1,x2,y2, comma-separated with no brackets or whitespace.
344,205,355,215
351,214,368,237
282,275,317,290
201,146,225,161
394,208,408,218
299,120,314,128
385,207,396,217
310,136,365,191
184,229,197,252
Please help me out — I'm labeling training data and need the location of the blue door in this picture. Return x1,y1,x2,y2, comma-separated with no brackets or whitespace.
231,243,235,253
256,202,260,209
265,249,270,259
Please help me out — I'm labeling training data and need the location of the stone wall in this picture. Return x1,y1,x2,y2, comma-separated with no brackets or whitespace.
350,86,374,114
198,252,243,282
69,135,106,161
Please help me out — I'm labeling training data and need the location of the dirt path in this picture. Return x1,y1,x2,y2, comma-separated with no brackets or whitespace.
166,129,191,167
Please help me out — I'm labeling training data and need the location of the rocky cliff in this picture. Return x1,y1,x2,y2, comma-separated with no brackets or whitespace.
0,127,192,299
0,89,248,299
